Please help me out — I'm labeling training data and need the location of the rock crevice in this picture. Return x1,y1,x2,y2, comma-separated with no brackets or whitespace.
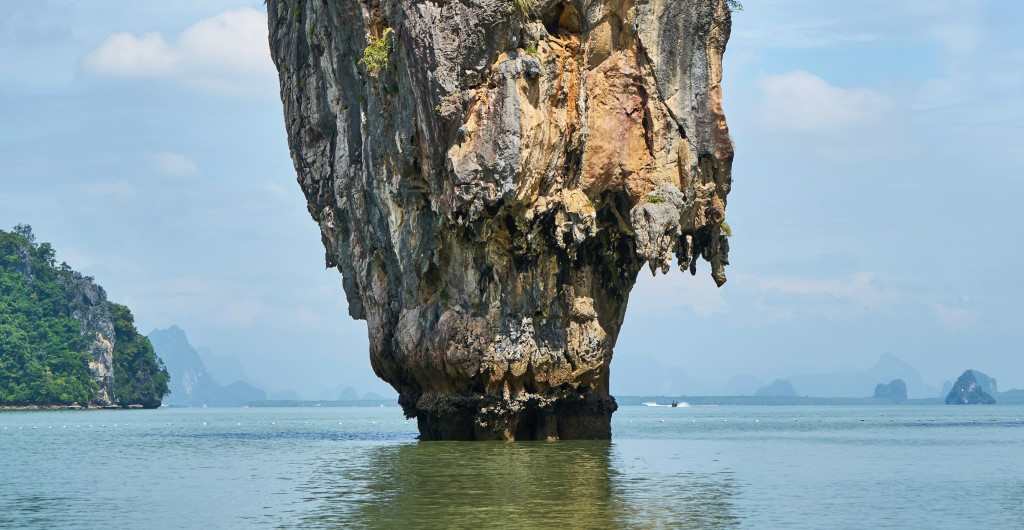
268,0,735,440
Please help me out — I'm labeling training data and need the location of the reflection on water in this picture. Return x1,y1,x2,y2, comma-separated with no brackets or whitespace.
297,442,738,529
5,406,1024,528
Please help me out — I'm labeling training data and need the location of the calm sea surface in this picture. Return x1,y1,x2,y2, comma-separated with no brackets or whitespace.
2,405,1022,529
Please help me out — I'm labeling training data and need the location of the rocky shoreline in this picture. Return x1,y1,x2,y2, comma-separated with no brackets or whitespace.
0,404,149,411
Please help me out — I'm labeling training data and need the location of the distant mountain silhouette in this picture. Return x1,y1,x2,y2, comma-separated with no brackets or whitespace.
148,326,265,406
756,379,798,397
999,389,1024,404
198,347,248,387
724,374,765,396
945,369,997,405
267,389,300,401
336,386,394,402
873,379,908,402
785,354,937,399
337,386,361,401
610,354,710,396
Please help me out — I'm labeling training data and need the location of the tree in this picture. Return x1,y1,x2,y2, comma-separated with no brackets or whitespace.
110,303,169,408
0,227,168,407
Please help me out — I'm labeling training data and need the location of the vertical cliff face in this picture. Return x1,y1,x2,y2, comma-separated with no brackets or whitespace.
269,0,734,440
61,272,117,405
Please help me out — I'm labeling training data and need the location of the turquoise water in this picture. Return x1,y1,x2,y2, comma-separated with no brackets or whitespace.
2,405,1022,529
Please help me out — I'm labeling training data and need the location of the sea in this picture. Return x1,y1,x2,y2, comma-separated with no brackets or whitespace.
2,404,1022,529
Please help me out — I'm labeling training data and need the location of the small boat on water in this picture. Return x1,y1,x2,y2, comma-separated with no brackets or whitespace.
642,401,691,408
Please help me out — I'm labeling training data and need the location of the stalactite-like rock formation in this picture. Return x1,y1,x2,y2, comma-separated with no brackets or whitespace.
268,0,734,440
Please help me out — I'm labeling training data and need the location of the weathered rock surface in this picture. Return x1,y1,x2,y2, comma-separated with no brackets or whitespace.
945,370,997,405
61,271,117,405
268,0,735,439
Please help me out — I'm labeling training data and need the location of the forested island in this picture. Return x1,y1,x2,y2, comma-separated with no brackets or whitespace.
0,225,168,408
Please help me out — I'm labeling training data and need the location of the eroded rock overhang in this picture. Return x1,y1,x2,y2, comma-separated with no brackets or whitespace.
268,0,734,440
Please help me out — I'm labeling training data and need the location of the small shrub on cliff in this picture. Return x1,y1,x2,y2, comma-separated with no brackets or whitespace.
727,0,744,11
360,28,393,77
513,0,536,17
720,220,733,237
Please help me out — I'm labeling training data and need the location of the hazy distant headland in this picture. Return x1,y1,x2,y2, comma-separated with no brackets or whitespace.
613,363,1021,406
149,326,266,407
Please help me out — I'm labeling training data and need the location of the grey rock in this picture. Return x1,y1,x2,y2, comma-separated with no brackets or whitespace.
267,0,735,439
60,272,116,406
945,370,997,405
872,379,908,402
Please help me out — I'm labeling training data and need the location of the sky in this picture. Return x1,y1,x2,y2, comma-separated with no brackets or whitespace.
1,1,1021,398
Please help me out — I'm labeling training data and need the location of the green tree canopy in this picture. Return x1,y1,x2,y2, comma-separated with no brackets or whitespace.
0,225,168,406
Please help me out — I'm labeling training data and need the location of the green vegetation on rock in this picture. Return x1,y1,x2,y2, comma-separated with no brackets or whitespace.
111,304,169,408
0,225,168,407
720,220,732,237
513,0,536,17
361,28,393,77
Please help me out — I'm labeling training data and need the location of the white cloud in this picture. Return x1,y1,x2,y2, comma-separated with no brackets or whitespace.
177,9,272,76
82,32,177,77
931,303,977,330
82,8,274,95
752,272,896,310
757,71,890,132
152,151,198,177
737,20,878,50
631,271,727,317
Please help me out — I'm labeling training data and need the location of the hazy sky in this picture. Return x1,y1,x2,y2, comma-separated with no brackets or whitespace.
1,1,1021,398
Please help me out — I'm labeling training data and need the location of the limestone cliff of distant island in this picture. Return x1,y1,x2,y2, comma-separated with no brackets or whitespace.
945,370,997,405
149,325,266,407
268,0,735,439
873,379,907,402
0,226,169,408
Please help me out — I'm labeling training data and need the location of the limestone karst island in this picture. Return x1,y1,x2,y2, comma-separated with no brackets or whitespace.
268,0,734,440
3,1,1024,528
0,227,168,409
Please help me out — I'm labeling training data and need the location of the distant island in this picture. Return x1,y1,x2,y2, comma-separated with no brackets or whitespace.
0,225,168,408
149,326,265,407
945,370,997,405
781,354,938,399
616,367,1024,407
873,379,908,402
755,379,799,397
